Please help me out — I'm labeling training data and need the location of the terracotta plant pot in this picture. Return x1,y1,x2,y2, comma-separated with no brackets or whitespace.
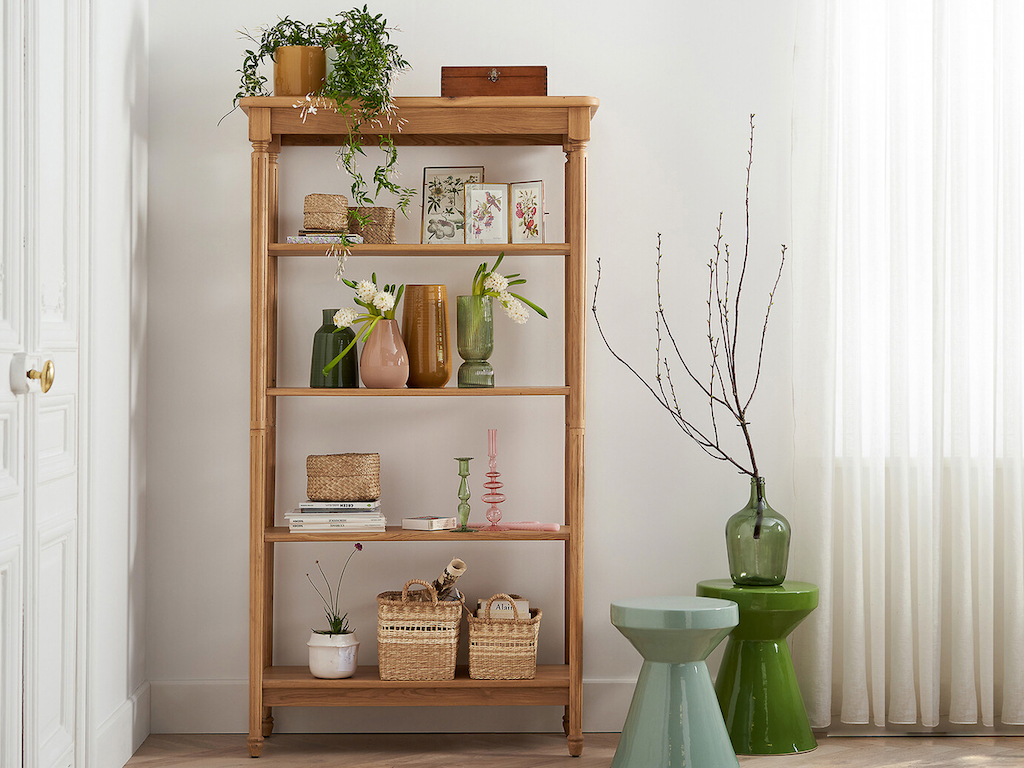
359,318,409,389
401,285,451,388
273,46,326,97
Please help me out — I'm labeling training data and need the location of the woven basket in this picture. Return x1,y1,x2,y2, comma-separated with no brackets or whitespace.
348,207,397,244
304,193,349,232
377,580,463,680
306,453,380,501
467,593,541,680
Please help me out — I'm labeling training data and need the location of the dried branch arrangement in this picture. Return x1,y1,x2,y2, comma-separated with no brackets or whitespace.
592,114,787,537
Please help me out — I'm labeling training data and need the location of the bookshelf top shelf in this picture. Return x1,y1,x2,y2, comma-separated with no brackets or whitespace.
240,95,597,147
270,243,571,258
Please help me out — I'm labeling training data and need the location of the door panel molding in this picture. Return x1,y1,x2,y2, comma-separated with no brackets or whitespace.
0,544,21,768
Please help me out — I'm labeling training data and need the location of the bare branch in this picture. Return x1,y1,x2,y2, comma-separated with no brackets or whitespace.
745,244,788,410
731,113,757,363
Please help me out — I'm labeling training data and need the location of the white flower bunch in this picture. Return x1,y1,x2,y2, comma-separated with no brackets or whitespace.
470,253,547,326
372,290,395,313
322,273,405,376
333,308,358,328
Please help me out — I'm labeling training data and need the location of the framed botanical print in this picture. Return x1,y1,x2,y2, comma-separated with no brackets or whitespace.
421,166,484,244
464,183,509,245
509,181,545,243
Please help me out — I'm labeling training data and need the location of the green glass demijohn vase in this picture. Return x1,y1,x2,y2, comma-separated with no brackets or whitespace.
725,477,791,586
310,308,358,388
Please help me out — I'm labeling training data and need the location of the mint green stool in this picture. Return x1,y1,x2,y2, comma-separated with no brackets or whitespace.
695,579,818,755
610,597,740,768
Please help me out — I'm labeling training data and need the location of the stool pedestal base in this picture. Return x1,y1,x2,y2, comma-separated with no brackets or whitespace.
613,660,739,768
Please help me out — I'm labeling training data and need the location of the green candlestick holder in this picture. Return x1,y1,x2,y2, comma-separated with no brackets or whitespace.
453,457,476,533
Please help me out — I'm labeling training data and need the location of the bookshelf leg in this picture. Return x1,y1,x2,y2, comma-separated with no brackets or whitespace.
261,711,274,738
568,733,584,757
247,735,263,758
562,707,570,735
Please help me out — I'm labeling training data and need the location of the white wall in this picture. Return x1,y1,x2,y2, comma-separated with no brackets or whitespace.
89,0,149,763
147,0,797,733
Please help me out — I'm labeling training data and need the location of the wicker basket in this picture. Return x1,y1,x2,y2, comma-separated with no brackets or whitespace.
306,453,380,501
304,193,349,232
348,207,397,244
467,593,542,680
377,580,463,680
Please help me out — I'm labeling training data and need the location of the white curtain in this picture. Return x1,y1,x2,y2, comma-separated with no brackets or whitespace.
791,0,1024,728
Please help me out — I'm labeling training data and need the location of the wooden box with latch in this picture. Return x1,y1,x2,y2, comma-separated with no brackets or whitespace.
441,66,548,97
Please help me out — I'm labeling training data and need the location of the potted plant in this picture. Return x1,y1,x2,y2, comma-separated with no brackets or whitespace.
235,7,415,220
592,115,791,586
457,253,548,388
236,17,327,99
306,544,362,679
325,273,408,388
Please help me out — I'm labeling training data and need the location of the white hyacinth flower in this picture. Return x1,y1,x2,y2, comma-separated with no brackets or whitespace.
498,290,514,306
372,290,395,313
503,297,529,324
333,308,358,328
484,272,509,293
355,280,377,303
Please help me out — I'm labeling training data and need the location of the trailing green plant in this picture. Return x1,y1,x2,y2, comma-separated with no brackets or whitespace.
234,7,415,216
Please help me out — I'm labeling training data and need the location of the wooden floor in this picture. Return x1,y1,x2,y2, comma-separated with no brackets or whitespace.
127,733,1024,767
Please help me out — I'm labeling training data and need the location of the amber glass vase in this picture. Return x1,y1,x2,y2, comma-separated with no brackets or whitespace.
273,46,326,97
725,477,791,586
401,285,451,387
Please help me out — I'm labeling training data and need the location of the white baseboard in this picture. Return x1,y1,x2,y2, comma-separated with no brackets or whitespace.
93,682,151,768
150,678,636,734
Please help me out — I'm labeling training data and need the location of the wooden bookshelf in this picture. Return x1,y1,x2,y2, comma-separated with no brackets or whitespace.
241,95,595,758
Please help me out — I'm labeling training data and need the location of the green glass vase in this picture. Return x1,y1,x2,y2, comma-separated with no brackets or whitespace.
456,295,494,388
725,477,791,586
310,308,358,388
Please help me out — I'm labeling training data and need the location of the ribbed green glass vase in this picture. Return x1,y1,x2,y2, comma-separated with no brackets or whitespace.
310,308,358,388
456,295,494,388
725,477,791,586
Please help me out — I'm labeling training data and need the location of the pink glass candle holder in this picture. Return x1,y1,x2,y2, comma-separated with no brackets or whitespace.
481,429,508,531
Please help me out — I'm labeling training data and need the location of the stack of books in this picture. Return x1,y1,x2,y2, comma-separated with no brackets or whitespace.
286,500,385,532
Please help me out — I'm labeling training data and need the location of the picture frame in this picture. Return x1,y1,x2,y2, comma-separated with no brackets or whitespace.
464,183,509,245
421,166,485,244
509,180,545,244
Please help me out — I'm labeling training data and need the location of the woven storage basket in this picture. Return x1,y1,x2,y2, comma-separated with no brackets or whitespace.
304,193,349,232
306,453,380,501
348,207,397,244
377,580,463,680
467,593,542,680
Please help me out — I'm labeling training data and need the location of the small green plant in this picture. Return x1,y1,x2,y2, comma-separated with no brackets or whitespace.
234,7,415,216
324,273,404,373
471,252,548,324
307,543,362,635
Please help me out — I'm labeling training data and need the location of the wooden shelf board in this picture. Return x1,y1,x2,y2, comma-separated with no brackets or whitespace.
262,665,570,707
270,243,570,258
265,525,569,542
241,96,599,112
267,386,569,397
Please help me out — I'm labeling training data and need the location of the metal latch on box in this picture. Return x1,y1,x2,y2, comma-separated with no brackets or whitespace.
488,68,500,82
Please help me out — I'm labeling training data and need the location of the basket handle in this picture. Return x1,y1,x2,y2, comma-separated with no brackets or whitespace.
402,579,438,605
484,593,522,621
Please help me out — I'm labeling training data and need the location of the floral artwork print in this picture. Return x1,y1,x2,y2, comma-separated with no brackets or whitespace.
510,181,544,243
464,184,509,244
421,167,483,244
515,190,538,238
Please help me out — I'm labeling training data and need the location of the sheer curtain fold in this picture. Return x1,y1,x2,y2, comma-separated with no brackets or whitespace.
791,0,1024,729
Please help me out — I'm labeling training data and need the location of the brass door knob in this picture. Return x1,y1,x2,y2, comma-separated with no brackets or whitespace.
28,360,54,393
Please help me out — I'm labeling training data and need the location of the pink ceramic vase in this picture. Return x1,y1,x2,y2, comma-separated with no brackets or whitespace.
359,318,410,388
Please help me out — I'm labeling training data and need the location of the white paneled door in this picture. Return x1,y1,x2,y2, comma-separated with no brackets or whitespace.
2,1,87,767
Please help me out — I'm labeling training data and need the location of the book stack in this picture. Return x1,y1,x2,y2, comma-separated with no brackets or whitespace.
285,233,364,244
286,499,385,532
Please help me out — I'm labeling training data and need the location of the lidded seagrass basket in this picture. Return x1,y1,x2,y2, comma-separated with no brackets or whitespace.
348,206,397,244
305,453,380,501
377,580,463,680
467,593,541,680
303,193,349,232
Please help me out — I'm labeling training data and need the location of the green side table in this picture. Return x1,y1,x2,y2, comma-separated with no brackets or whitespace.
610,596,740,768
695,579,818,755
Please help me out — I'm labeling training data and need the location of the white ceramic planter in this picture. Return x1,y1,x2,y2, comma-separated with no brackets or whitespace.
307,631,360,679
